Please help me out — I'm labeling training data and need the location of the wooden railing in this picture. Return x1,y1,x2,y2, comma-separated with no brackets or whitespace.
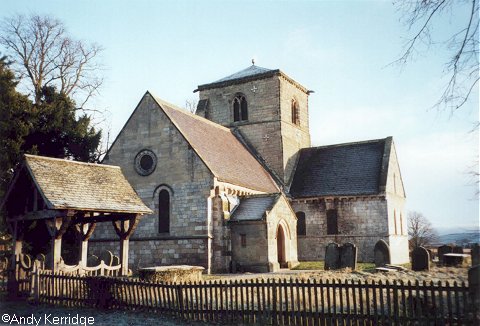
57,260,122,277
33,273,478,325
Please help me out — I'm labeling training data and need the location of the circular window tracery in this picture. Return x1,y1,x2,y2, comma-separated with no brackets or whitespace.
134,149,157,176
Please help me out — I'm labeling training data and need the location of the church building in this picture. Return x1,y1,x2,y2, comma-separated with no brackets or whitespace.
90,64,409,273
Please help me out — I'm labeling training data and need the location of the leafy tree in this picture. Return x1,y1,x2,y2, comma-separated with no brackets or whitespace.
408,211,439,250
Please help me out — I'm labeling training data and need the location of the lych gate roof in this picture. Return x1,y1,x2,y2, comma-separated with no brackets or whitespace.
230,194,279,221
289,138,391,198
151,94,279,193
22,155,152,214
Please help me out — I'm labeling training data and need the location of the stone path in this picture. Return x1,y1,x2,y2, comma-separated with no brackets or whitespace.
0,300,210,326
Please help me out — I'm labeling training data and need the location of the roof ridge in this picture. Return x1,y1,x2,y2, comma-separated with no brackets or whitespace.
306,137,390,150
25,154,120,169
149,92,233,133
239,193,280,199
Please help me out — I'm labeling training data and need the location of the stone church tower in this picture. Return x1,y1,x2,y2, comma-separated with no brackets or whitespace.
195,65,312,184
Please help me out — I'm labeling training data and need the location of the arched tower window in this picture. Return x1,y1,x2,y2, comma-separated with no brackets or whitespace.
326,209,338,235
158,189,170,233
296,211,306,236
233,94,248,122
291,98,300,125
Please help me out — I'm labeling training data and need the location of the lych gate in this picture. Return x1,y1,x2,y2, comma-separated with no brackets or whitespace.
0,154,152,296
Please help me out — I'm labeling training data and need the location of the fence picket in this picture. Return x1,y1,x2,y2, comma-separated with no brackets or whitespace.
17,271,475,325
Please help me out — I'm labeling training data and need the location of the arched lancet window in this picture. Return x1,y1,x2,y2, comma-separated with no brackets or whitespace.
326,209,338,235
291,98,300,125
233,94,248,122
158,189,170,233
296,211,306,236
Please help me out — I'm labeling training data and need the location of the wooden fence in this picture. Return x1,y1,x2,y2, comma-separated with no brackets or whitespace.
33,272,479,325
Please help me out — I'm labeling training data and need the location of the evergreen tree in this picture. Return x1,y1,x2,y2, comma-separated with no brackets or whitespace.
0,56,31,197
23,86,102,162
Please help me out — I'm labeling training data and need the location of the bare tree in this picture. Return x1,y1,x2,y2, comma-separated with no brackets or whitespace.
394,0,479,112
408,211,439,249
184,97,198,114
0,14,103,108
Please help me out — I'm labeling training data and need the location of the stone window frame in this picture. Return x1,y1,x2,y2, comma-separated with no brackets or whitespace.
394,209,398,235
232,93,248,122
240,234,247,247
291,98,300,126
153,184,174,234
295,211,306,236
326,209,339,235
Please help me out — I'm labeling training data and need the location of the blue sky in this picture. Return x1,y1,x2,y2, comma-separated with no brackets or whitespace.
2,0,478,230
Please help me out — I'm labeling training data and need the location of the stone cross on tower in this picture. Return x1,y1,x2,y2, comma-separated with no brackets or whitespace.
251,85,258,93
252,58,255,65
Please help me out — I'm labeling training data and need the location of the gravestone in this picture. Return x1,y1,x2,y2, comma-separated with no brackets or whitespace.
471,243,480,266
340,242,357,270
324,242,340,270
112,255,120,266
374,240,391,267
468,265,480,311
412,246,430,271
453,246,464,254
87,254,100,267
438,245,453,265
426,249,434,261
98,250,113,266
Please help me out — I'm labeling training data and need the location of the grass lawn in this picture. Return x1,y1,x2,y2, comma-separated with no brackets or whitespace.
293,261,377,271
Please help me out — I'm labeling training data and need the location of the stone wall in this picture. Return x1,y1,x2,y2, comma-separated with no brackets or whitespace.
385,141,409,264
279,75,311,184
266,195,299,270
230,195,298,272
230,221,269,272
91,93,214,270
292,197,390,262
199,74,311,184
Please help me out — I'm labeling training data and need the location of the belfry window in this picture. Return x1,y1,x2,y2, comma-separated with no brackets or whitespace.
158,189,170,233
233,94,248,122
291,99,300,125
326,209,338,235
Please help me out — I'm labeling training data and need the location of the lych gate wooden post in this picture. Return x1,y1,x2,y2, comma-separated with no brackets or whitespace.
76,220,96,267
112,214,140,276
7,220,24,298
45,213,73,271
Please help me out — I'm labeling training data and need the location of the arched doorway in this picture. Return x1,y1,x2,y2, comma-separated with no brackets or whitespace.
277,224,287,268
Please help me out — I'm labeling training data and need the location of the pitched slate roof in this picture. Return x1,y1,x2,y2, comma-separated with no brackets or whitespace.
289,138,392,198
151,94,279,193
20,155,152,214
195,65,309,93
215,65,274,83
230,194,279,221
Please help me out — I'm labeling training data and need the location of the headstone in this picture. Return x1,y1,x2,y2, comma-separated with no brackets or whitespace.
412,246,430,271
374,240,391,267
426,248,434,261
340,242,357,270
438,245,453,264
112,255,120,266
87,254,100,267
324,242,340,270
98,250,113,266
453,246,464,254
471,243,480,266
35,253,46,269
468,265,480,312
